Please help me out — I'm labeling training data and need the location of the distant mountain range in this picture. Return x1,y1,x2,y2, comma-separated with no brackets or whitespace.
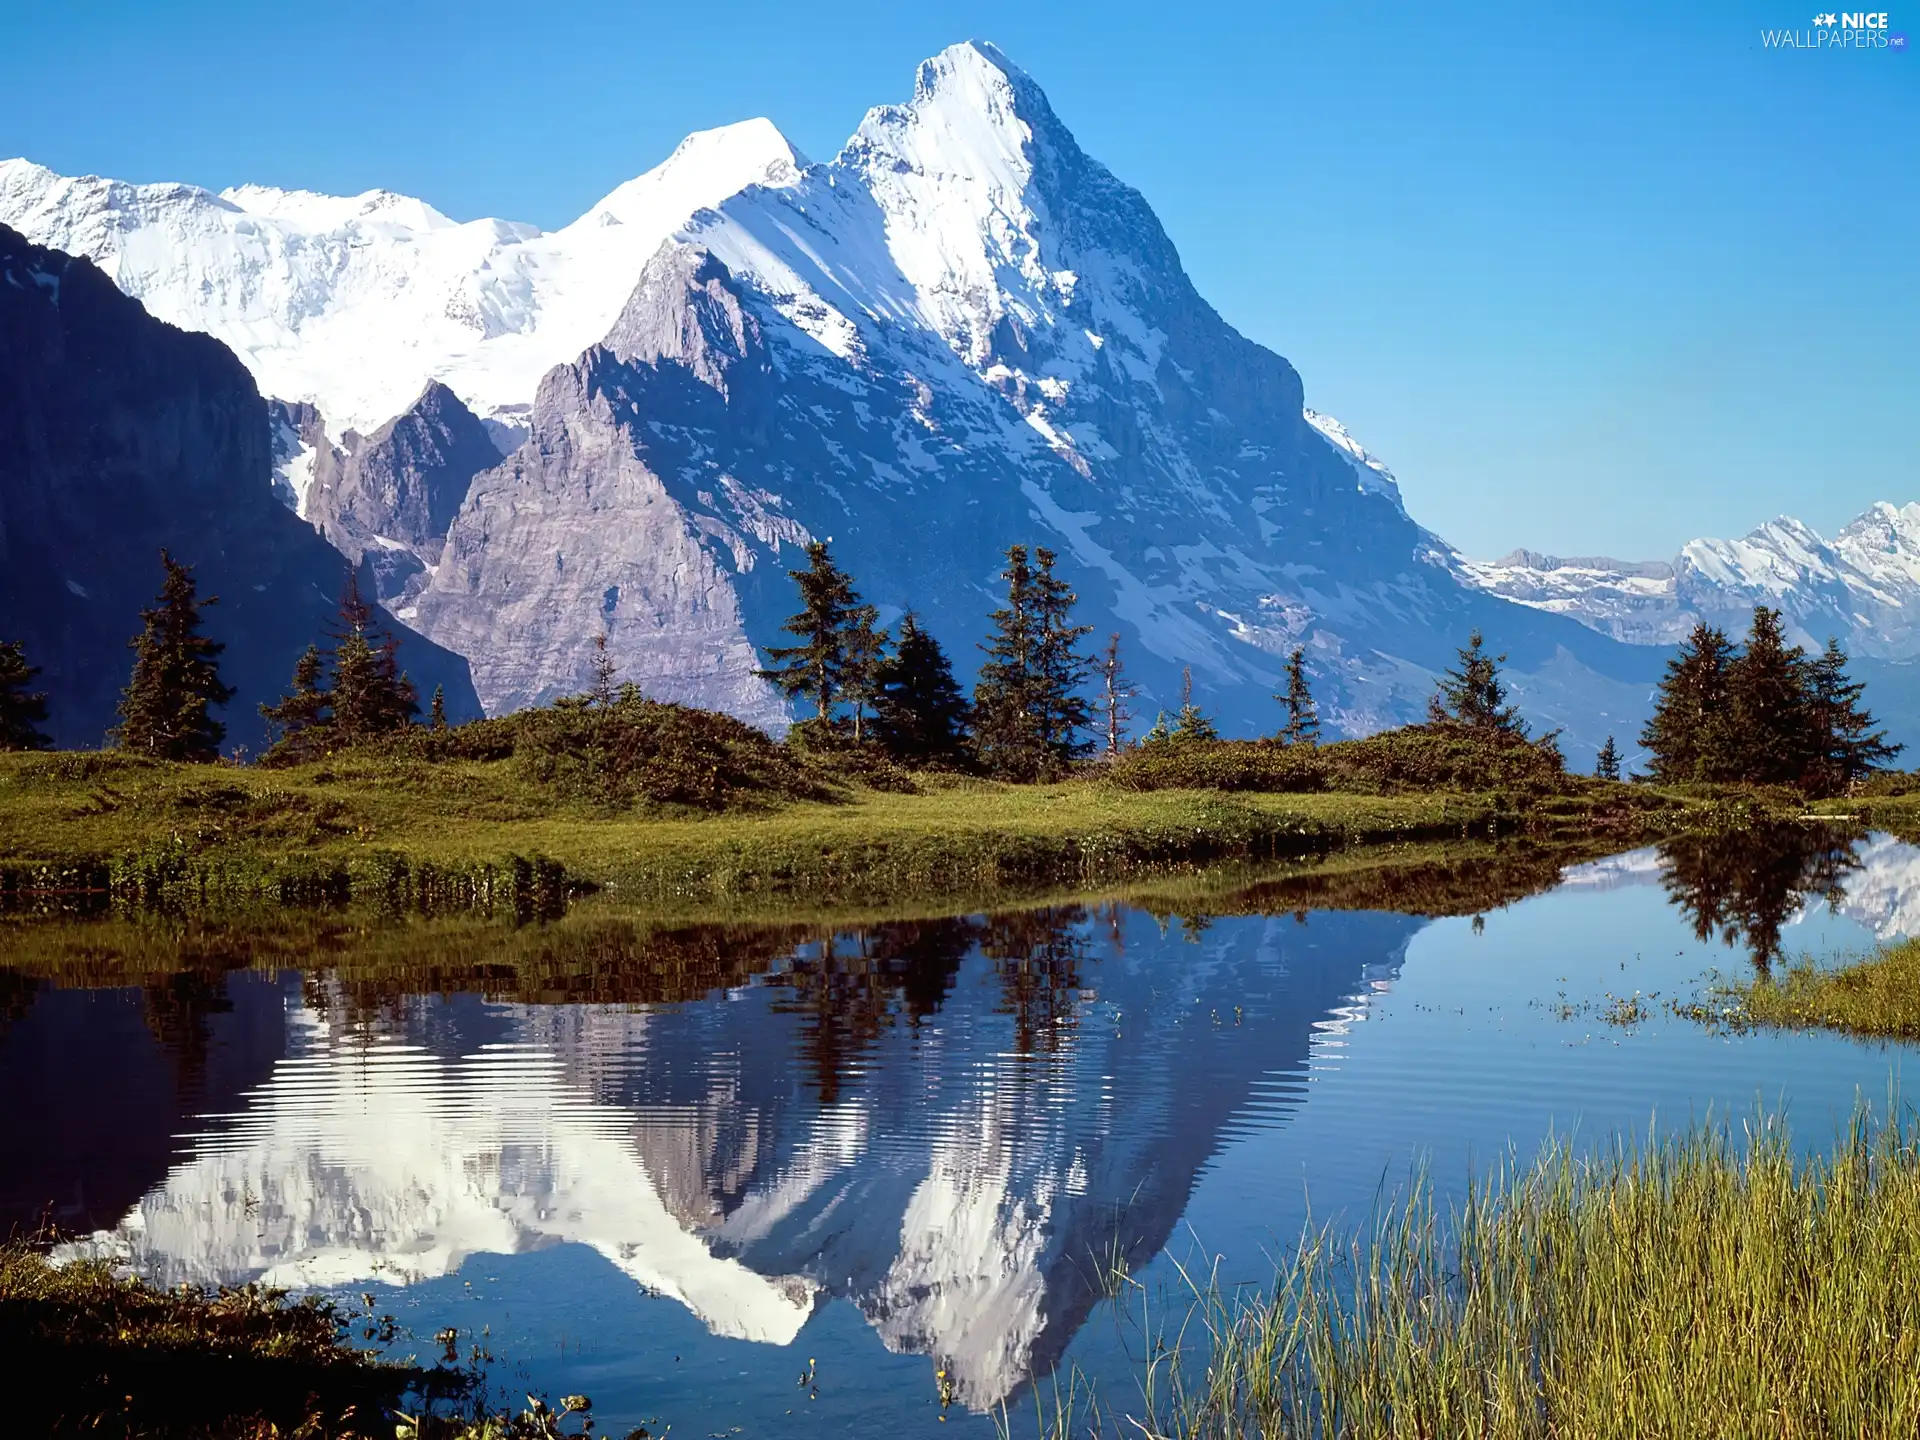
2,42,1907,760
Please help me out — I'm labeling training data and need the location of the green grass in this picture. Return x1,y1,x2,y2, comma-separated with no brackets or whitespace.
0,744,1749,914
1038,1109,1920,1439
1702,937,1920,1040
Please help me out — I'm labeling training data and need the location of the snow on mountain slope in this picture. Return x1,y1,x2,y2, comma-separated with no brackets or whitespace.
1458,501,1920,659
0,120,806,433
408,41,1663,751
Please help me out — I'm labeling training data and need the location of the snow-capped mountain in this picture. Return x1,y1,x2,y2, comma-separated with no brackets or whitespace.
2,43,1672,754
0,121,806,436
1458,502,1920,658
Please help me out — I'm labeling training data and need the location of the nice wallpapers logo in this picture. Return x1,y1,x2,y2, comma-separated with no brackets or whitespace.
1762,10,1908,47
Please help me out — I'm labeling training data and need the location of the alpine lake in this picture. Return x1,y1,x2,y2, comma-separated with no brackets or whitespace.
4,822,1915,1436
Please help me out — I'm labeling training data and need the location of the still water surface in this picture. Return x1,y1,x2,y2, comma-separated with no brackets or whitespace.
6,829,1920,1433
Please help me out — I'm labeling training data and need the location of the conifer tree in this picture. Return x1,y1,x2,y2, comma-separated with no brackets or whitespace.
587,633,618,708
973,544,1042,777
1171,666,1218,741
260,645,329,750
112,552,234,762
1724,607,1811,785
0,639,52,752
1277,647,1320,746
326,573,418,743
1595,734,1622,781
871,612,970,764
430,684,448,730
757,541,866,735
1029,547,1094,770
1428,630,1527,736
1640,622,1738,782
1098,633,1136,759
841,605,887,745
1803,637,1902,793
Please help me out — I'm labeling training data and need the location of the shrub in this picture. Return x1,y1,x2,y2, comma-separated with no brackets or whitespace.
1106,725,1570,797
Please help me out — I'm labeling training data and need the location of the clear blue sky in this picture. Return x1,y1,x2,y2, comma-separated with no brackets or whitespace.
3,0,1913,560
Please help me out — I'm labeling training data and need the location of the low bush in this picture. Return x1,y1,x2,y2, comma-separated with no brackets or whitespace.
1105,724,1572,797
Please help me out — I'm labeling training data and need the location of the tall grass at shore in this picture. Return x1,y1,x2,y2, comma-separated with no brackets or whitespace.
1046,1110,1920,1438
1728,937,1920,1040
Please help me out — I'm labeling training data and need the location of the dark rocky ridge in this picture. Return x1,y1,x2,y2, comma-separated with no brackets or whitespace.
0,224,480,748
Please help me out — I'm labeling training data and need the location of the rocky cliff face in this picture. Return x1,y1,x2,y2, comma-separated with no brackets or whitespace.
0,224,480,747
402,43,1661,754
305,380,498,605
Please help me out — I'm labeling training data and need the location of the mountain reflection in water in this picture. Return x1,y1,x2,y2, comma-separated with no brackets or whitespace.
6,824,1918,1417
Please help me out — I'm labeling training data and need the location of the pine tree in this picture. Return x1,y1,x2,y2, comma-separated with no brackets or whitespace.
841,605,887,745
1640,622,1738,782
757,541,866,736
1029,547,1094,772
1595,735,1622,781
1724,607,1810,785
260,645,329,750
1098,633,1137,759
1803,637,1902,794
1428,630,1527,736
1277,647,1320,746
0,639,52,751
871,612,970,764
430,684,448,730
973,544,1042,778
587,633,618,708
1171,666,1218,741
112,552,235,762
326,573,418,743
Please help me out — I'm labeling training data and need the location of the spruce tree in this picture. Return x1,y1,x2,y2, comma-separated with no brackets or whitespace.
1277,647,1320,745
0,639,52,751
587,633,618,708
430,684,448,730
1595,735,1622,781
841,604,887,745
326,573,418,743
1803,637,1902,794
871,612,970,764
1029,547,1094,771
1429,630,1527,736
260,645,329,751
973,545,1042,778
1098,633,1136,759
1640,622,1737,782
1171,666,1218,741
112,551,234,762
757,541,865,735
1724,607,1810,785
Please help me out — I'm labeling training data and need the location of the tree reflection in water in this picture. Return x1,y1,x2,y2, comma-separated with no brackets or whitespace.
1658,825,1862,972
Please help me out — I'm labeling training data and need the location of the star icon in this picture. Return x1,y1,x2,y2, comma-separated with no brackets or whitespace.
1812,11,1828,22
1821,12,1838,23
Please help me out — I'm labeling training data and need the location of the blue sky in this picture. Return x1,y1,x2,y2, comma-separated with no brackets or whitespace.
3,0,1913,560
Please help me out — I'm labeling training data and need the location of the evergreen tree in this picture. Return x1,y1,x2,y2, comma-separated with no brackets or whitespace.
326,573,418,743
430,684,448,730
0,639,52,751
757,541,866,734
1276,647,1320,746
587,632,618,708
1595,734,1622,781
1171,667,1218,741
973,545,1042,778
1029,547,1094,770
1098,633,1137,759
871,612,970,764
1640,622,1738,782
841,604,887,745
1428,630,1527,736
1803,637,1902,793
1724,607,1811,785
260,645,329,750
112,551,234,762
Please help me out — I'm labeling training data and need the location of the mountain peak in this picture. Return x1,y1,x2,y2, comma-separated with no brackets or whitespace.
576,119,806,231
847,39,1063,190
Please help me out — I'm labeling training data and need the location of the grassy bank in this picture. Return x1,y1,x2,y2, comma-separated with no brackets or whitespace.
1063,1111,1920,1439
1698,936,1920,1040
0,736,1742,914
